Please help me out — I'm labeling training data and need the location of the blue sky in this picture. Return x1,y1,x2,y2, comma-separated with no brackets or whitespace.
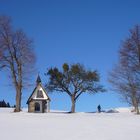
0,0,140,112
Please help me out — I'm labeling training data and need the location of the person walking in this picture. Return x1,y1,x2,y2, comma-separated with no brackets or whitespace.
97,104,101,113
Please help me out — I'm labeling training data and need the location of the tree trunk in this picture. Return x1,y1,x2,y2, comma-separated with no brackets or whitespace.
15,87,22,112
133,96,140,114
135,105,140,114
70,96,76,113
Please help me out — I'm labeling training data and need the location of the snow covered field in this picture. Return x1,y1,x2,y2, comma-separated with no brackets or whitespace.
0,108,140,140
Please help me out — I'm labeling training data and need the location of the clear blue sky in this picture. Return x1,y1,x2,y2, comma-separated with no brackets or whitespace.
0,0,140,112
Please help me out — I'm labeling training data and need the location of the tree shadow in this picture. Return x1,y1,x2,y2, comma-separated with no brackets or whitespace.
49,111,72,114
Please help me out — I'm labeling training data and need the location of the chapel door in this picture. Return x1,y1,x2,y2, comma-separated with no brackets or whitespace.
35,102,40,112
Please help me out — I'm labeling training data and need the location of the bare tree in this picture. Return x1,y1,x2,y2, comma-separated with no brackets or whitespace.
45,63,105,113
0,16,36,112
109,25,140,114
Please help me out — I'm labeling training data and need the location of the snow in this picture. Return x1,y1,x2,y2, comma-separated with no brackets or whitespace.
0,108,140,140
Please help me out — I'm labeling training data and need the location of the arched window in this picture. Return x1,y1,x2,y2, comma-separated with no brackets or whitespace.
37,90,44,98
35,102,40,111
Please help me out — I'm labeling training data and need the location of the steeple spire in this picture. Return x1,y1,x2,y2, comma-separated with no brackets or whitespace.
36,74,41,85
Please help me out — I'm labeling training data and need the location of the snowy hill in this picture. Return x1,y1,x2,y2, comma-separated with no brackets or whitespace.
0,108,140,140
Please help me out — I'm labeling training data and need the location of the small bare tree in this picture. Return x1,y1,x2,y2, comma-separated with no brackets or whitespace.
0,16,36,112
109,25,140,114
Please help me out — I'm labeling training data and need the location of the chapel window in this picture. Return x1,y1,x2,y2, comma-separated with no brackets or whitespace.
37,90,44,98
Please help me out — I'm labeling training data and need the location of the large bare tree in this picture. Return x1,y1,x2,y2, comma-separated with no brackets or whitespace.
0,16,36,112
45,63,105,113
109,25,140,114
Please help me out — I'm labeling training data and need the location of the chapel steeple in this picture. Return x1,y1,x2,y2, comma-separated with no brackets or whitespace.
36,74,42,85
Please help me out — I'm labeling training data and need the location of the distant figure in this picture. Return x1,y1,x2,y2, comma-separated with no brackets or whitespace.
97,105,101,113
